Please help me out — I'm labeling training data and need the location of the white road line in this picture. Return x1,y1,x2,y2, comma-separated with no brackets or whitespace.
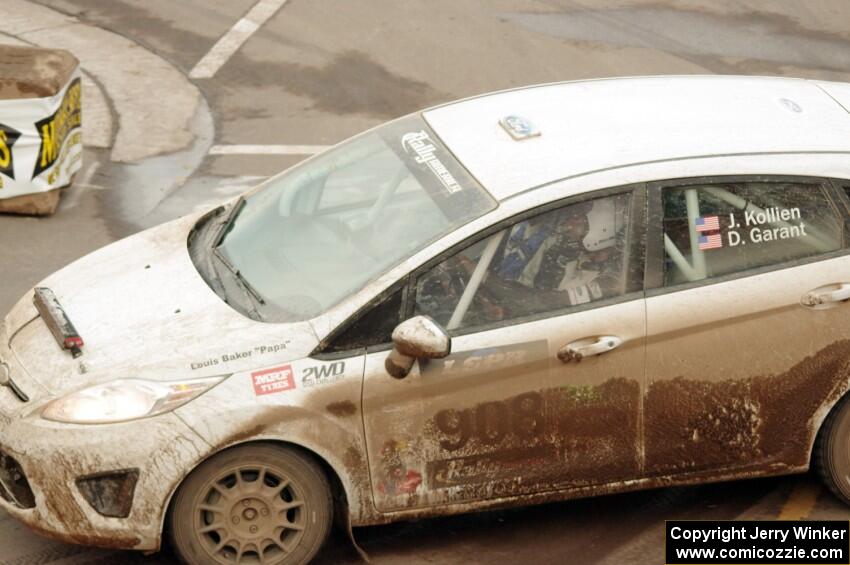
59,162,102,212
188,175,269,215
189,0,289,79
209,144,330,155
79,161,101,187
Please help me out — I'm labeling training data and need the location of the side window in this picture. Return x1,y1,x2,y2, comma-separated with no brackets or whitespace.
324,287,405,353
840,183,850,205
661,181,844,286
414,192,637,331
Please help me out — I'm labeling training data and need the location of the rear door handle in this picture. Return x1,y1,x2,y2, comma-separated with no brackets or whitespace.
558,336,622,363
802,284,850,309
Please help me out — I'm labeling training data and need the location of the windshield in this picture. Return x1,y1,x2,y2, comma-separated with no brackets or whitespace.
212,115,496,322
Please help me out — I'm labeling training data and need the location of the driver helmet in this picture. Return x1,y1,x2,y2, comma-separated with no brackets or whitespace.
582,197,620,252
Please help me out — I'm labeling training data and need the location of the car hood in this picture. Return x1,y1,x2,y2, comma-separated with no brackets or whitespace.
2,212,320,401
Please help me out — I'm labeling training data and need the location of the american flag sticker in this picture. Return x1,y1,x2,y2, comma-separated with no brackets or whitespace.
695,215,720,232
698,233,723,250
251,365,295,396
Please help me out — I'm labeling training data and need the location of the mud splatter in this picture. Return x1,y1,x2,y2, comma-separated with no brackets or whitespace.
326,400,357,417
645,340,850,474
373,338,850,515
218,424,267,448
378,378,643,509
24,451,110,547
550,378,641,481
342,445,367,486
29,522,141,550
340,444,373,522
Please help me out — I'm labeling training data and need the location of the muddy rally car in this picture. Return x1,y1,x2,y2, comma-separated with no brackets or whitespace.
4,76,850,564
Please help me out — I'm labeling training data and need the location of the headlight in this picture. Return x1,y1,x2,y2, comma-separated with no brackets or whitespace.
41,376,225,424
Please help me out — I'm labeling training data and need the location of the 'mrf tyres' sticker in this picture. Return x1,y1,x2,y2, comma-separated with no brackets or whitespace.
251,364,295,396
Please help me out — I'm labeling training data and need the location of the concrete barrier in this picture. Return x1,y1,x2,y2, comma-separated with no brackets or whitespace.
0,45,81,216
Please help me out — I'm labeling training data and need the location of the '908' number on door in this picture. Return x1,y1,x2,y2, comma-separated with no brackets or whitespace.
433,392,544,451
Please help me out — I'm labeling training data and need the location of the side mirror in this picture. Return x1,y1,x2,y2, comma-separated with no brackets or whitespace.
385,316,451,379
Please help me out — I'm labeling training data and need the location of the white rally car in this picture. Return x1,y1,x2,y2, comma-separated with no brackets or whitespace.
4,76,850,564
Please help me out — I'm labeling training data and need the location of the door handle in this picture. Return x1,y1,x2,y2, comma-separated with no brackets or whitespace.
558,336,622,363
802,284,850,309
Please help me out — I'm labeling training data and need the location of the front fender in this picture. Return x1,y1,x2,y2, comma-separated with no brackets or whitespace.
173,356,374,523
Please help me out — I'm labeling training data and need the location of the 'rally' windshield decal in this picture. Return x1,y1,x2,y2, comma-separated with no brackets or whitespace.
401,131,463,194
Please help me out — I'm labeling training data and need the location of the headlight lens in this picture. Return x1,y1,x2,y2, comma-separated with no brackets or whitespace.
41,377,225,424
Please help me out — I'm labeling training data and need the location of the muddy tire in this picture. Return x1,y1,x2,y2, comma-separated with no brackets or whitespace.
814,393,850,504
169,444,333,565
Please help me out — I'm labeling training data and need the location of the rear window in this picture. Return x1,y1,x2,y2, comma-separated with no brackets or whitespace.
661,180,844,286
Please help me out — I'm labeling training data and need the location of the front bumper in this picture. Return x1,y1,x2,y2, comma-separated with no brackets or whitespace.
0,314,215,550
0,408,211,550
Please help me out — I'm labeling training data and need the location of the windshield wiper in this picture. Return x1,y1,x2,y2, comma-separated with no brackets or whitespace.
213,196,246,248
212,247,267,310
208,197,267,316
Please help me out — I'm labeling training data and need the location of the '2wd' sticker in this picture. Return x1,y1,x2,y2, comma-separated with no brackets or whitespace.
251,365,295,396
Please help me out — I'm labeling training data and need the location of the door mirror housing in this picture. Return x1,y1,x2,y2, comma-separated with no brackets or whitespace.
385,316,451,379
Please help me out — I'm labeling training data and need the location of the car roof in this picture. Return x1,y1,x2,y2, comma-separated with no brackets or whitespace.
423,75,850,201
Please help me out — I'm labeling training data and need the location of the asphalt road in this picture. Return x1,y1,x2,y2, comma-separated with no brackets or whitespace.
2,1,850,563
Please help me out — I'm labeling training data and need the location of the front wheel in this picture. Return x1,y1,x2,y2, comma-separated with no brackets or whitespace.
169,444,333,565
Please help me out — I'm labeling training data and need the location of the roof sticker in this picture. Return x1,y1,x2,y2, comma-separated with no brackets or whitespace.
499,115,541,141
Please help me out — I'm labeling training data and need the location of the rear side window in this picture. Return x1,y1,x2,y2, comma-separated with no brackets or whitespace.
661,181,844,286
841,184,850,204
